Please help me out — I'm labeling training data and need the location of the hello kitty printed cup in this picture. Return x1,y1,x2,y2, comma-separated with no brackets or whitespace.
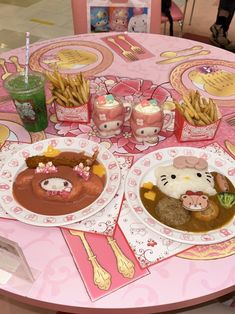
92,94,131,138
130,98,173,143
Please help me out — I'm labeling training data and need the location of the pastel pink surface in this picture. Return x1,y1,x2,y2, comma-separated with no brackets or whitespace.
0,220,234,314
62,226,149,301
0,33,235,313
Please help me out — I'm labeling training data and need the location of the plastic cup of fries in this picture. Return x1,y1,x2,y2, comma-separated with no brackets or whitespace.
174,90,221,142
46,71,91,123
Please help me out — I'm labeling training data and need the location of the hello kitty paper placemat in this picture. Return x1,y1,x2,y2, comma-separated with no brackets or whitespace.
118,200,191,268
102,34,155,63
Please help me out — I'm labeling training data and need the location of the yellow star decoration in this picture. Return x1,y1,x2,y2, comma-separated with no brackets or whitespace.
92,164,106,177
43,145,61,157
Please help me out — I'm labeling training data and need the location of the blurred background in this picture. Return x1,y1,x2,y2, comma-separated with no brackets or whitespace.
0,0,235,54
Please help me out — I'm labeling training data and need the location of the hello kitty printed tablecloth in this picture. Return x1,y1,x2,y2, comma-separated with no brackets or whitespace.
0,33,235,313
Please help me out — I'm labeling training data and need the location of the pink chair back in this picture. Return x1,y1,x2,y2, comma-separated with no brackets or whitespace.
161,1,183,23
71,0,161,35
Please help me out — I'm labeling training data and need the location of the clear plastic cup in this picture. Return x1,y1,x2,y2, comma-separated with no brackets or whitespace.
4,71,48,132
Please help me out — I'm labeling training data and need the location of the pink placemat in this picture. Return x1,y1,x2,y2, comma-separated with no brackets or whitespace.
102,33,155,63
62,225,149,301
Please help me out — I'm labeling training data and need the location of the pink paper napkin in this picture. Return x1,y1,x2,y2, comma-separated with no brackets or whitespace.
62,225,149,301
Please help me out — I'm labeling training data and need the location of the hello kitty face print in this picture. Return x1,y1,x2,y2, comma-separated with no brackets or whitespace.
155,156,216,199
15,100,36,122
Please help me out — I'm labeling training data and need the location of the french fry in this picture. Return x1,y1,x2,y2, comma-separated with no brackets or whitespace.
173,90,219,127
184,109,195,125
183,96,199,119
46,70,90,107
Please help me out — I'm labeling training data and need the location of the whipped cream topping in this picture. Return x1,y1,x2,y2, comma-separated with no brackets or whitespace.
96,94,120,108
135,101,160,114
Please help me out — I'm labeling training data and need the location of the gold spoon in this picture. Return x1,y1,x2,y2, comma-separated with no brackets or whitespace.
69,230,111,290
160,45,203,58
107,236,135,279
157,50,210,64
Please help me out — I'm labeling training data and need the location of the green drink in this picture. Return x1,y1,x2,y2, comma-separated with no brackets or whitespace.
4,71,48,132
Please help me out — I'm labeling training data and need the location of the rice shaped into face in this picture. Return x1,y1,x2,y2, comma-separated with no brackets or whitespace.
155,165,216,199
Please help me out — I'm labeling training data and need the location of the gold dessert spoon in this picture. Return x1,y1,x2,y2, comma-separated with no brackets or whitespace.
156,50,210,64
160,45,203,58
107,236,135,279
69,230,112,290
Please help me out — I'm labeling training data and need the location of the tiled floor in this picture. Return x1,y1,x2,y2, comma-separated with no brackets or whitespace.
0,0,234,313
0,0,73,53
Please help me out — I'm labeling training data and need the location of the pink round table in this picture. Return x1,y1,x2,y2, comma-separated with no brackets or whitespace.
0,33,235,314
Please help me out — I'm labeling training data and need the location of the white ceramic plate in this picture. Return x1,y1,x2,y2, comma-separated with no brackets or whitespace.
0,138,121,227
125,146,235,245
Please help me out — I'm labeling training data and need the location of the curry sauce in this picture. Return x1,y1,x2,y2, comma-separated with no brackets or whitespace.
140,172,235,232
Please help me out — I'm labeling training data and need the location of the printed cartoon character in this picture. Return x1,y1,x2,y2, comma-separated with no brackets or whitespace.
90,7,109,32
188,66,235,97
128,14,148,33
14,160,104,203
181,191,209,211
130,99,163,143
15,100,36,121
110,8,128,32
92,94,125,138
155,156,217,199
43,49,98,70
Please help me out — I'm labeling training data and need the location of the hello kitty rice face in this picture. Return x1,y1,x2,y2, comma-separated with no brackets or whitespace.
155,165,216,199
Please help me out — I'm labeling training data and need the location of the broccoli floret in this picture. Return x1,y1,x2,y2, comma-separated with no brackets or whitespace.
217,192,235,209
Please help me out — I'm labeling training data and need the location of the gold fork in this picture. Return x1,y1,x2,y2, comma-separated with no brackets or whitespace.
118,35,144,54
69,230,111,290
107,38,138,61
